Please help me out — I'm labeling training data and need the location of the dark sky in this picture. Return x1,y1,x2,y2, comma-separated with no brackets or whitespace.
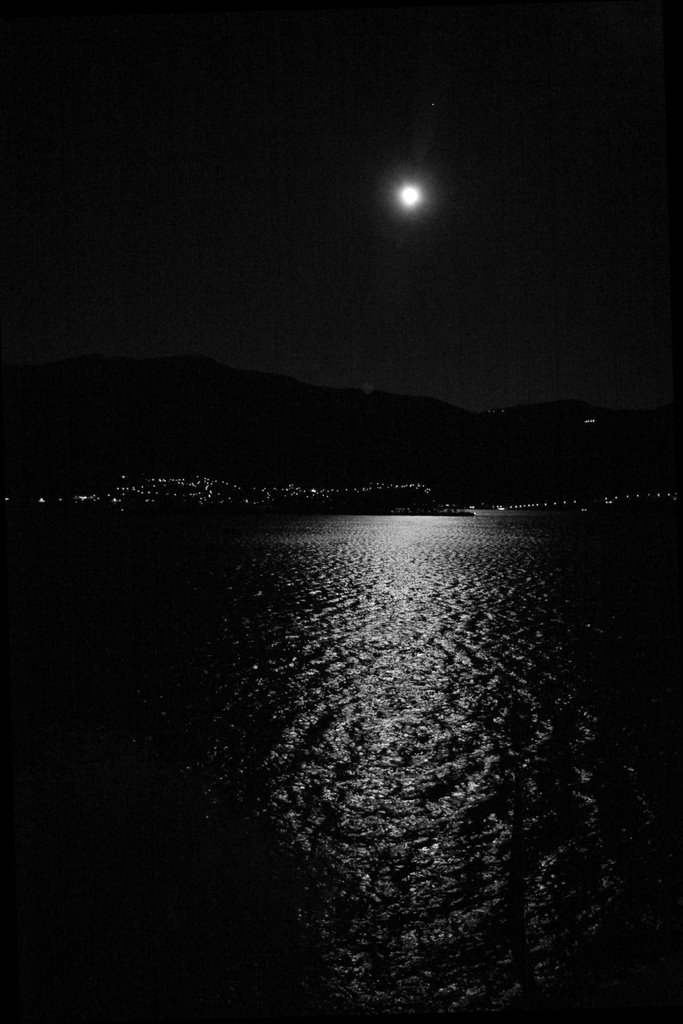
1,5,672,410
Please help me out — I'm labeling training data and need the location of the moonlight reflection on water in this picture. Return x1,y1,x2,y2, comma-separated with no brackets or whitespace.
173,513,669,1012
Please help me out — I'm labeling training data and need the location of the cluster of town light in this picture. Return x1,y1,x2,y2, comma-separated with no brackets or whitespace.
56,477,434,507
8,484,676,508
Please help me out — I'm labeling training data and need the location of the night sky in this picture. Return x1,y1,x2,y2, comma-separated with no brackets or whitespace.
2,6,672,410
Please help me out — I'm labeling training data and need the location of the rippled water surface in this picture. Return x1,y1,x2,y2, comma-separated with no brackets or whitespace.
152,512,680,1012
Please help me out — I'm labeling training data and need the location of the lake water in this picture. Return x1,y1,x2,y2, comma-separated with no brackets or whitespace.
138,510,680,1012
10,508,681,1014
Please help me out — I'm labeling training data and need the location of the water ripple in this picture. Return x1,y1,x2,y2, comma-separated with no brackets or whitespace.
176,514,675,1011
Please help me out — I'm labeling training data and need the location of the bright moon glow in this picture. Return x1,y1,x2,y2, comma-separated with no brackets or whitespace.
399,185,422,207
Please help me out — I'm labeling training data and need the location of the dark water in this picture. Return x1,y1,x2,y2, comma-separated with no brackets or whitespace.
142,511,680,1012
10,509,682,1014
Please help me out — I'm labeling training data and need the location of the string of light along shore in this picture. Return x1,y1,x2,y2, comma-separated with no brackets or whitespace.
7,477,677,512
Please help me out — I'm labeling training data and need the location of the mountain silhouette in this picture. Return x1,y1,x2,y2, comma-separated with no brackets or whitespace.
2,355,676,505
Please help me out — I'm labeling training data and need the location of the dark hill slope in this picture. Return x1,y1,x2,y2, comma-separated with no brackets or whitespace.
2,356,676,503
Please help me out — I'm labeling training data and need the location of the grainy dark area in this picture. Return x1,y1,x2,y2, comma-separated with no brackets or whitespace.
9,510,324,1020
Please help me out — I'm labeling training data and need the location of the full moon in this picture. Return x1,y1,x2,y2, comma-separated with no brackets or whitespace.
399,184,422,208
